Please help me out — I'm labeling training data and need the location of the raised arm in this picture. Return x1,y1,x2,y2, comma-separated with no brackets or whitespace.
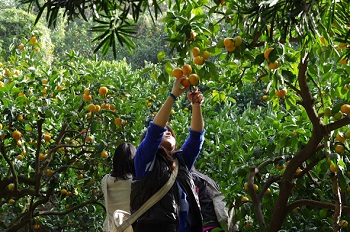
187,89,204,132
153,77,189,127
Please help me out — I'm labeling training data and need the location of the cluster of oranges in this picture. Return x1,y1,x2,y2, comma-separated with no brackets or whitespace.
223,36,243,52
172,64,200,87
83,86,124,127
191,47,210,66
264,48,279,70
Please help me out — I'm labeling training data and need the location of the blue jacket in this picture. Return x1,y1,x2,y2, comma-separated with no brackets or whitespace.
132,122,205,232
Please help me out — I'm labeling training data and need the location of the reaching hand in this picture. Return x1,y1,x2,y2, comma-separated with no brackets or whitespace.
187,89,204,106
171,76,189,97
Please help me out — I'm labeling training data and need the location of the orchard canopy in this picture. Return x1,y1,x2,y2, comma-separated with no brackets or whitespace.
1,0,350,231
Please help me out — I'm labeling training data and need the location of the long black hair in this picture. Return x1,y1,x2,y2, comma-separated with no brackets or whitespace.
111,142,136,179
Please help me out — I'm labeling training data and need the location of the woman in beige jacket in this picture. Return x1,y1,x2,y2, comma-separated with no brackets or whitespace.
102,143,136,232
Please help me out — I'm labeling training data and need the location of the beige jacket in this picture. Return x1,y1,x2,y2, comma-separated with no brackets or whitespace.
102,174,132,232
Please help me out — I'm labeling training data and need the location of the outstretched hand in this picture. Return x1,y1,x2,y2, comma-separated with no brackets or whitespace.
187,88,204,106
171,77,189,97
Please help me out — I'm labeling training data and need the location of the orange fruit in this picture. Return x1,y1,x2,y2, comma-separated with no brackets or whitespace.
275,88,287,98
341,220,349,228
193,56,204,65
192,47,200,57
341,104,350,114
101,103,110,109
336,133,346,143
333,111,343,121
8,199,15,204
115,118,122,126
88,104,96,112
330,164,339,172
12,130,22,141
264,48,274,60
241,196,249,202
18,44,24,50
172,68,183,79
276,164,285,170
4,68,10,75
265,188,271,195
244,182,248,190
268,61,279,70
233,36,243,46
182,64,192,76
85,135,94,143
33,224,40,230
180,78,190,87
224,38,234,47
225,44,236,52
83,94,92,101
46,169,54,176
99,87,108,95
188,74,200,86
84,88,90,95
262,95,268,100
30,36,37,44
39,153,47,160
335,144,345,154
43,134,51,142
101,150,108,158
7,183,15,191
202,50,210,60
94,105,101,112
60,189,68,195
295,168,302,175
109,105,116,111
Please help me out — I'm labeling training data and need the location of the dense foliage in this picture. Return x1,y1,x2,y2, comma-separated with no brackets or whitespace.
1,0,350,231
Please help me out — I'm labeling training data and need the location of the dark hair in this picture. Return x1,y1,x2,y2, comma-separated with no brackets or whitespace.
111,143,136,179
140,125,176,170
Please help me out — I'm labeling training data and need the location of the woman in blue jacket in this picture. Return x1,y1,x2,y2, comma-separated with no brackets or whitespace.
131,76,205,232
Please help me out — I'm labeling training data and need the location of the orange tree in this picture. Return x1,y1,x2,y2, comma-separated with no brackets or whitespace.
4,0,350,231
155,0,350,231
0,40,177,230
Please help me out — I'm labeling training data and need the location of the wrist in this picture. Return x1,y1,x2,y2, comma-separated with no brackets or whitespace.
169,93,177,101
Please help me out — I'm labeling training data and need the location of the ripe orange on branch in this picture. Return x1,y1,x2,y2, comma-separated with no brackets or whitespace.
202,50,210,60
172,68,183,79
268,61,279,70
99,87,108,95
12,130,22,141
192,47,200,57
264,48,274,60
194,56,204,65
188,74,200,86
275,88,287,98
232,36,243,46
182,64,192,76
180,78,190,87
340,104,350,114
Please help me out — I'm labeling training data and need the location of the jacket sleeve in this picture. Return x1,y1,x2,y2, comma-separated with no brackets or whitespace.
180,128,205,170
134,122,166,178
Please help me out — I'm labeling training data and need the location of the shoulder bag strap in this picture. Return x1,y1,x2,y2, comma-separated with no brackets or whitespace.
115,158,179,232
